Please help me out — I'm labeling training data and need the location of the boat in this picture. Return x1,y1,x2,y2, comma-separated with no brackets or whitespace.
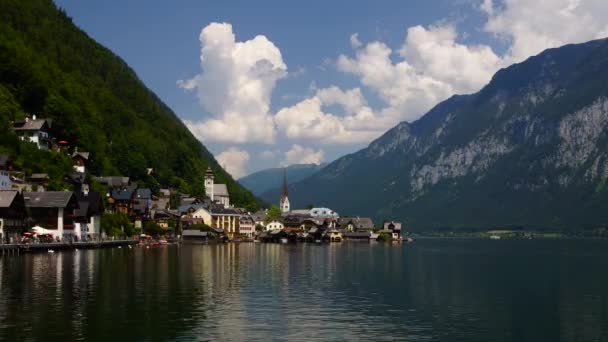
280,238,288,244
490,235,501,240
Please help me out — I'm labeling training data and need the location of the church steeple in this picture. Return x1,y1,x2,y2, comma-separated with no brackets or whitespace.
279,168,290,213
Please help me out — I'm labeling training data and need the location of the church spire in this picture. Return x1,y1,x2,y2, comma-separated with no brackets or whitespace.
281,168,288,199
280,168,290,213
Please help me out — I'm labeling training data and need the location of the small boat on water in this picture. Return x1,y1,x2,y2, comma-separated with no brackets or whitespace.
47,249,55,253
280,238,288,244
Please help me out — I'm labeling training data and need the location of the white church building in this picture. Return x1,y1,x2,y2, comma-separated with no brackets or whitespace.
204,167,230,208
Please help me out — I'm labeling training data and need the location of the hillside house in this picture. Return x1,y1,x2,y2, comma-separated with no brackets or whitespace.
107,186,136,215
72,151,90,173
0,191,27,243
24,191,79,241
0,155,13,190
12,116,52,149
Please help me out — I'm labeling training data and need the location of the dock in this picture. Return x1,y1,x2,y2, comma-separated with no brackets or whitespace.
0,240,138,255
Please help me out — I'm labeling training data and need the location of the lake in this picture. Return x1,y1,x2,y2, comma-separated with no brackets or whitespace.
1,239,608,341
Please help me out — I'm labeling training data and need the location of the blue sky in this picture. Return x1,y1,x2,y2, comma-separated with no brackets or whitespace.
53,0,608,178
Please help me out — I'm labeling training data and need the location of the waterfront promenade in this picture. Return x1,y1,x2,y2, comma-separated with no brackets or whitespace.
0,239,138,255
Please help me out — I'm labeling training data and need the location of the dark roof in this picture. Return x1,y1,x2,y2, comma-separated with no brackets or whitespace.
75,191,103,217
153,209,179,219
65,172,86,184
0,191,19,208
210,206,240,216
135,188,152,199
24,191,76,208
340,217,375,230
12,119,49,131
97,176,130,188
111,186,136,200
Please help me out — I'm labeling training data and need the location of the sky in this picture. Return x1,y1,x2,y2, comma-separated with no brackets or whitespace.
54,0,608,178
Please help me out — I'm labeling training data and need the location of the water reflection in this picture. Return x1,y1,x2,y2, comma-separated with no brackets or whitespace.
0,240,608,341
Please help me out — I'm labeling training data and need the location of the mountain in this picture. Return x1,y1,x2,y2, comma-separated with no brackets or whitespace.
0,0,259,209
286,38,608,231
239,163,325,197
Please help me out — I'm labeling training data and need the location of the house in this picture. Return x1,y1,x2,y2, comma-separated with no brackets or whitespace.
383,221,403,239
339,217,375,232
0,155,13,190
72,151,90,173
204,167,230,208
153,209,180,230
97,176,130,190
266,220,284,232
209,206,240,238
28,173,50,191
107,185,136,215
24,191,79,241
12,116,52,149
251,210,266,228
133,188,152,219
239,215,255,237
0,191,27,243
74,189,103,241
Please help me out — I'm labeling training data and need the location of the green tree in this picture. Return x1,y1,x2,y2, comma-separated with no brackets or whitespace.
265,205,282,223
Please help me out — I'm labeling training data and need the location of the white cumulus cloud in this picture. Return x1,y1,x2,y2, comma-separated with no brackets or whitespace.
179,22,287,144
216,147,250,178
482,0,608,62
282,145,324,166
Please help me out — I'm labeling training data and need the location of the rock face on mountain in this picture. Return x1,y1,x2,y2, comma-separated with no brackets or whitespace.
288,38,608,231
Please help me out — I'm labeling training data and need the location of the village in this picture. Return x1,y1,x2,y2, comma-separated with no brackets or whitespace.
0,115,406,250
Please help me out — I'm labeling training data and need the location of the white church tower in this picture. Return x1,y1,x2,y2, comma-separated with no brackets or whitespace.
204,167,214,200
279,168,290,213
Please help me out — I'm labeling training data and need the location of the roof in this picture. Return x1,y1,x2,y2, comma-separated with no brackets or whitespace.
136,188,152,199
30,173,49,180
251,210,266,222
24,191,76,208
153,209,179,219
72,152,90,160
65,172,86,184
97,176,130,187
310,207,339,218
384,221,402,230
340,217,375,230
240,215,254,224
75,191,103,217
210,206,239,216
111,186,136,200
0,191,19,208
12,119,49,131
178,204,207,214
213,184,229,197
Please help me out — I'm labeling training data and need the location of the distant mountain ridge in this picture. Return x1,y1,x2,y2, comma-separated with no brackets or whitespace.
239,163,325,198
283,38,608,231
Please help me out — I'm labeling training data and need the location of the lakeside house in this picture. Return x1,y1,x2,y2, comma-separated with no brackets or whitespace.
24,191,79,241
0,190,28,243
266,220,284,231
239,215,255,237
74,188,103,240
383,221,403,239
11,116,52,150
107,185,136,216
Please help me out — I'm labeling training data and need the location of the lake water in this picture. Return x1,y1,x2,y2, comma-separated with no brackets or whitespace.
1,239,608,341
